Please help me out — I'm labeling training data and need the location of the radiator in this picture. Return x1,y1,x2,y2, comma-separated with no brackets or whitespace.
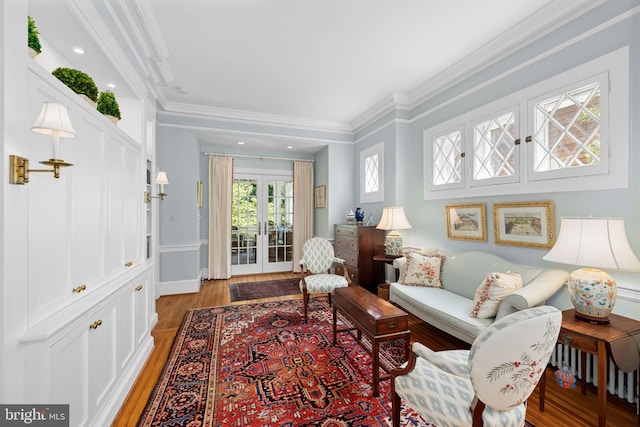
550,344,638,405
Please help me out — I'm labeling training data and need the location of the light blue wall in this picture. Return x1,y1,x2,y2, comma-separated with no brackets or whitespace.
353,2,640,319
326,143,356,238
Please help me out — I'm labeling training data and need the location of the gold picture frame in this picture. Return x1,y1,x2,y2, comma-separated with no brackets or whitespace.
493,201,554,249
314,185,326,208
445,203,487,241
197,180,203,208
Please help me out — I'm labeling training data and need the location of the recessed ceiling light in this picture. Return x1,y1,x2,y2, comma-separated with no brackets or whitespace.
237,141,245,145
286,145,293,149
73,47,84,54
107,83,116,89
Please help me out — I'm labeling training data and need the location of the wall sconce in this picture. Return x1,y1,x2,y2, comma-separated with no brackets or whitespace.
145,171,169,202
10,101,76,184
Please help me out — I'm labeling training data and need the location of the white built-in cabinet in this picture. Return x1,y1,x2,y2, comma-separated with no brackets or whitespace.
20,63,155,426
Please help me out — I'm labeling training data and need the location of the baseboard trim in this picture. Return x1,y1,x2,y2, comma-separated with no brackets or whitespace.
158,278,202,296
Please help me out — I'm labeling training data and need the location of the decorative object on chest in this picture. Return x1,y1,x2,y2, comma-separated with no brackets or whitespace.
333,224,385,293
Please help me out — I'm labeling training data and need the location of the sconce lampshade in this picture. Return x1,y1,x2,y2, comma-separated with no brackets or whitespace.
155,171,169,185
543,217,640,322
376,206,412,256
31,102,76,138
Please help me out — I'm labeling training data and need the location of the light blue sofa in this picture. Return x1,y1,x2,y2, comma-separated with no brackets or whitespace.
390,249,569,344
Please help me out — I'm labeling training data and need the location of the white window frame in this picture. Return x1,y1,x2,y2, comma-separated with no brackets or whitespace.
360,142,384,203
423,47,628,200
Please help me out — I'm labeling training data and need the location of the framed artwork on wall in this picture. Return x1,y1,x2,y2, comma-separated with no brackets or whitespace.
445,203,487,241
493,201,554,249
314,185,326,208
197,180,203,208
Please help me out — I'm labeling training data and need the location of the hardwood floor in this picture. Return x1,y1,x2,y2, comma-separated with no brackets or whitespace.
112,273,638,426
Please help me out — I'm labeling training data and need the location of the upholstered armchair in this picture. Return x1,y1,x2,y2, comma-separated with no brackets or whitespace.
299,237,351,322
391,306,561,427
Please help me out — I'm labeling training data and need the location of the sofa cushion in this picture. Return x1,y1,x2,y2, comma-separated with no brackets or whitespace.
470,272,523,318
400,253,445,288
390,284,493,342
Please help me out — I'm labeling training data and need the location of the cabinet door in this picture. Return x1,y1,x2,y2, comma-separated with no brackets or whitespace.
88,304,118,416
123,142,141,267
134,276,151,347
105,134,125,277
49,325,90,427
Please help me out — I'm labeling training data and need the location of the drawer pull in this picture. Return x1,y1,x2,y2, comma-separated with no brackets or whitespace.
562,333,572,345
388,321,397,329
125,261,133,267
89,320,103,330
73,284,87,293
135,285,143,292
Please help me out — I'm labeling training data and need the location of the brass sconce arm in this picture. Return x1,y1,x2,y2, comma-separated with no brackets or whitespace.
144,192,167,203
9,155,73,184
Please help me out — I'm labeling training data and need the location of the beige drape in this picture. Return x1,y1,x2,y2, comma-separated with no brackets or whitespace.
208,155,233,279
293,161,313,272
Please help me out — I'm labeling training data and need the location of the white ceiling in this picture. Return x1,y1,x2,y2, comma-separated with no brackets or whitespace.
28,0,593,143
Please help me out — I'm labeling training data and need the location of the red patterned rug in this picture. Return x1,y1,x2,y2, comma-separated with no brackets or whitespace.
138,297,537,426
138,297,428,426
228,278,301,302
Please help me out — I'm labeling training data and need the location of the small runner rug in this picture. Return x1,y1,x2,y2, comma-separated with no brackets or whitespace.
229,277,301,302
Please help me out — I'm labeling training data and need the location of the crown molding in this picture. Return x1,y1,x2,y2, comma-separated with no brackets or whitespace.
351,92,409,132
162,101,354,135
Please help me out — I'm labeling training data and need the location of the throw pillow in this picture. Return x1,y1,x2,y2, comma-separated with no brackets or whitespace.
470,272,523,318
400,253,445,288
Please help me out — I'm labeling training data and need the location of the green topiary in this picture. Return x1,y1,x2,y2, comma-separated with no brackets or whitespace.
28,16,42,54
96,90,122,120
51,67,99,102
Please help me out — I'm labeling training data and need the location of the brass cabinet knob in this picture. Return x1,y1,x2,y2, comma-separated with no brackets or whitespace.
73,284,87,293
89,320,103,330
125,261,133,267
135,285,143,292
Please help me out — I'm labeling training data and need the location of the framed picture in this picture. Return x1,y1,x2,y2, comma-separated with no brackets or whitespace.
445,203,487,241
493,201,554,249
314,185,326,208
197,181,203,208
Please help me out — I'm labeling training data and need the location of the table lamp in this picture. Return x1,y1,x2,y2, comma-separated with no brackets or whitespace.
543,217,640,323
376,206,412,256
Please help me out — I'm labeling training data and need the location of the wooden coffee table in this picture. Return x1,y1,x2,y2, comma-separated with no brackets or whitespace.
332,286,410,396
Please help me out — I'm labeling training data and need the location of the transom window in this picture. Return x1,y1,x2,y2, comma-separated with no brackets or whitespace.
423,47,628,200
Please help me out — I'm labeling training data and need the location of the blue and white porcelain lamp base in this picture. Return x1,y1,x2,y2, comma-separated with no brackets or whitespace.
568,267,616,324
385,230,403,257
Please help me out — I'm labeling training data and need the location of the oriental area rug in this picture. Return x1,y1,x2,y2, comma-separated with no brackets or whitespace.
229,278,301,302
138,297,426,426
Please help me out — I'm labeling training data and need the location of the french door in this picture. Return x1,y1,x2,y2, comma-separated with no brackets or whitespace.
231,173,294,275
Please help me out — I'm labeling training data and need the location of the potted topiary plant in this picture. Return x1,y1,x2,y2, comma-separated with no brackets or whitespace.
28,16,42,58
51,67,99,105
96,90,122,124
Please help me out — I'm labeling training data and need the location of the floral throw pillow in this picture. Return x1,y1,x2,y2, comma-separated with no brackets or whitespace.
470,272,523,318
400,253,445,288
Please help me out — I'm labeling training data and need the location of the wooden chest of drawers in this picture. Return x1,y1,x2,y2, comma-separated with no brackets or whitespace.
333,224,385,293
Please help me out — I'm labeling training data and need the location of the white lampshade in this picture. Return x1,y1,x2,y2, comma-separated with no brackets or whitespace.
543,217,640,270
155,171,169,185
376,206,412,231
31,102,76,138
377,206,412,256
543,217,640,323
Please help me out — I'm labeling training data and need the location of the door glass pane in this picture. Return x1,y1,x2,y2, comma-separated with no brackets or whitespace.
231,179,258,266
267,179,293,264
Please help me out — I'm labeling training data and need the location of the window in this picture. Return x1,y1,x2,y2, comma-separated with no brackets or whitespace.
360,142,384,203
424,47,628,200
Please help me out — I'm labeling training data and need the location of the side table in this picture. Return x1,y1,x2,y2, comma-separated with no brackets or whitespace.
373,254,402,281
539,309,640,427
